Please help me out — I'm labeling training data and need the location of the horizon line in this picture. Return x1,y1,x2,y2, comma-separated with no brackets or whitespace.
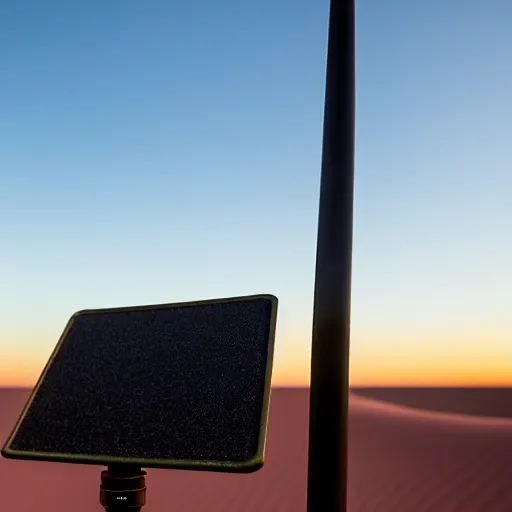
1,385,511,390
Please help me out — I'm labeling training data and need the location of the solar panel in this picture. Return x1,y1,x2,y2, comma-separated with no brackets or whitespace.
1,294,278,473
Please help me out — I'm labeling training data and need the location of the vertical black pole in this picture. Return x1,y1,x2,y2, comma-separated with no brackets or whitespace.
306,0,355,511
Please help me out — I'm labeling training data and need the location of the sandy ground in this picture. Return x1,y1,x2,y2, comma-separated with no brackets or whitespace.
1,387,512,511
351,387,512,419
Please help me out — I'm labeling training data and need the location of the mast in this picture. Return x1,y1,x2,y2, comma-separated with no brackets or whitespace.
306,0,356,511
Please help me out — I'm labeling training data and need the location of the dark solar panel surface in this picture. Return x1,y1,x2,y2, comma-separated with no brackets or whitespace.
3,295,277,471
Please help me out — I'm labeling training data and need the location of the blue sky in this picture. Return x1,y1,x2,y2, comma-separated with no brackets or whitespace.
1,0,511,385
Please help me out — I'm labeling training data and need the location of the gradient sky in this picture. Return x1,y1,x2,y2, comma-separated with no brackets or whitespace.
1,0,511,387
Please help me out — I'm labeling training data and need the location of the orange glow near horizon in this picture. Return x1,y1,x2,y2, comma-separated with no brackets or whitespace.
1,323,511,388
1,344,512,389
1,367,512,388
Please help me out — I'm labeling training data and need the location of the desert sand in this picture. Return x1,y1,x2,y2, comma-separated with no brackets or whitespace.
1,387,512,511
351,387,512,419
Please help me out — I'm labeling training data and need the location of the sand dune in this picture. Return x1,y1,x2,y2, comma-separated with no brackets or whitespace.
1,388,512,511
352,387,512,419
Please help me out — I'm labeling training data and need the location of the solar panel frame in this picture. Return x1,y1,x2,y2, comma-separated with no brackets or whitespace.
1,294,278,473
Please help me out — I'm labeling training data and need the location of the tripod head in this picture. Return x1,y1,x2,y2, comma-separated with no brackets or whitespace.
100,465,147,511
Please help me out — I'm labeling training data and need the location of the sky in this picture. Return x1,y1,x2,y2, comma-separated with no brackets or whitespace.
1,0,511,388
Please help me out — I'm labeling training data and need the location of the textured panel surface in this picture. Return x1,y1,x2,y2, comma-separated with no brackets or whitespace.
3,295,277,471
